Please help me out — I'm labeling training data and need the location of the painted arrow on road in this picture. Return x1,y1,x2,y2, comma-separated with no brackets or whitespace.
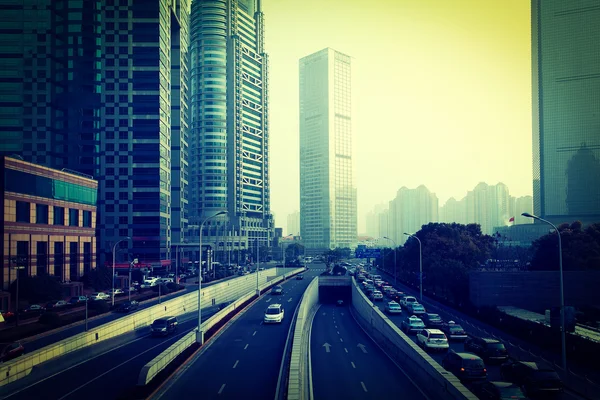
357,343,368,353
323,343,332,353
288,298,293,302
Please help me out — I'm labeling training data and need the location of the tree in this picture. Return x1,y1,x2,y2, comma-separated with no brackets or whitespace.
286,243,305,260
11,275,63,304
82,266,113,291
259,245,270,262
530,222,600,271
398,223,496,305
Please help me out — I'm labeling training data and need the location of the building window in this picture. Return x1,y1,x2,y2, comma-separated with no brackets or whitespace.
16,241,29,276
16,201,30,223
69,209,79,226
36,204,49,224
83,242,92,274
69,242,79,281
54,206,65,225
54,242,64,280
83,210,92,227
37,241,48,275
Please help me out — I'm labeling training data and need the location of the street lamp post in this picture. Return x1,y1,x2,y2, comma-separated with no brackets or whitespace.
112,237,131,307
197,210,227,345
404,233,423,302
522,212,567,371
383,237,397,285
10,258,25,327
256,238,260,295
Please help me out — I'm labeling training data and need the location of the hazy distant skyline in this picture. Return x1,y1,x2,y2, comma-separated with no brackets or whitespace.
265,0,532,234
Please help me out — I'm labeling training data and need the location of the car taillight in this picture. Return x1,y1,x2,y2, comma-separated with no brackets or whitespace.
460,367,465,372
483,368,487,373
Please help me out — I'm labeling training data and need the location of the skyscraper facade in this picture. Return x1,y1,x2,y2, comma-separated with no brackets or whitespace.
286,210,300,236
299,48,357,250
1,1,191,268
388,185,438,245
98,0,190,265
189,0,273,254
532,0,600,224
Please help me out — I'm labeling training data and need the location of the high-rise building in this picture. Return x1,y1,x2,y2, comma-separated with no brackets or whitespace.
388,185,438,245
532,0,600,224
1,1,191,268
189,0,273,253
286,210,300,236
98,0,190,265
299,48,357,250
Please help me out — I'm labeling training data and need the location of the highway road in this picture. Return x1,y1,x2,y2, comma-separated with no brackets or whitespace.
311,303,427,400
152,266,321,400
18,265,278,353
365,267,584,400
0,305,223,400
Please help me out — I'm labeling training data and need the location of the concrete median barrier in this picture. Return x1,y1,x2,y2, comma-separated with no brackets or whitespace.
137,268,306,387
287,276,320,400
0,268,300,387
350,277,477,400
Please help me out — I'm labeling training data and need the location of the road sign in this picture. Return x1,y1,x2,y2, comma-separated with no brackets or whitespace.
355,248,381,259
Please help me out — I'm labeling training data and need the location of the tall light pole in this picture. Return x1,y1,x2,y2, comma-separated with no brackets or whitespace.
383,237,397,285
112,237,131,306
522,212,566,371
197,210,227,344
256,238,260,295
404,233,422,302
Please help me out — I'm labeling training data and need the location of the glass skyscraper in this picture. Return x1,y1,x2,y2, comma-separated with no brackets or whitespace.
190,0,273,252
532,0,600,223
299,48,357,250
1,0,191,267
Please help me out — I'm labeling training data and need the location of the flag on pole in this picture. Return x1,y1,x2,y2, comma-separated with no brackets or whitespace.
509,217,515,223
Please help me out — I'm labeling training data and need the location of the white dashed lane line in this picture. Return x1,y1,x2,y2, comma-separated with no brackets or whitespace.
232,360,239,369
351,362,356,369
244,344,249,350
218,384,226,395
361,382,368,392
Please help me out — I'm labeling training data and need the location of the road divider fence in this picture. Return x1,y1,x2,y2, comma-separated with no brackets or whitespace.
287,276,320,400
0,268,297,387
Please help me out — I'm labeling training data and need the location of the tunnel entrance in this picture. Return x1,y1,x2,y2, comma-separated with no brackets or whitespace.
318,276,352,304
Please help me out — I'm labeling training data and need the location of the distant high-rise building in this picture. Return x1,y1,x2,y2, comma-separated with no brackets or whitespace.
189,0,273,251
365,203,387,239
299,48,357,250
439,197,465,224
287,211,300,236
388,185,438,245
532,0,600,224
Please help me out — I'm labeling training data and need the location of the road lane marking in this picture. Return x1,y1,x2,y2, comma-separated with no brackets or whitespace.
351,362,356,369
340,312,344,316
361,382,368,392
233,360,239,368
288,297,292,302
323,343,331,352
337,331,340,335
340,338,343,342
244,344,249,350
218,384,226,394
253,330,257,336
322,313,326,316
357,343,368,353
344,348,348,353
266,298,271,302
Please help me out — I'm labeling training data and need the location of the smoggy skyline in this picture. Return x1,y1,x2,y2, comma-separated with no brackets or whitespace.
265,0,532,233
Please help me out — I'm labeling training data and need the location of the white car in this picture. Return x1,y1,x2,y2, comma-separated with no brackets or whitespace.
264,304,284,324
385,301,402,314
108,289,124,296
370,290,384,301
90,292,109,301
400,296,417,308
416,329,449,351
407,302,427,315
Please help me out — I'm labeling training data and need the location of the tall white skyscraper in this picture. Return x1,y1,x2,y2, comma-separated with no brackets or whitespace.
299,48,357,250
286,211,300,236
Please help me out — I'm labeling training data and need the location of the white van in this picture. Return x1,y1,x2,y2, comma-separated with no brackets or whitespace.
142,277,159,288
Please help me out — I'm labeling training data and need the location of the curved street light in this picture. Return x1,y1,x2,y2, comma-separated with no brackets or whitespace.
197,210,228,344
521,212,566,371
404,233,423,302
383,237,397,285
112,237,131,306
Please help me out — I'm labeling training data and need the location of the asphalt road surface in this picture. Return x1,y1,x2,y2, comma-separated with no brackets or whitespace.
152,267,321,400
311,303,427,400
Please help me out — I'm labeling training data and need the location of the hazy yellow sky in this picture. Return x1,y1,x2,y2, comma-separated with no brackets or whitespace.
264,0,532,234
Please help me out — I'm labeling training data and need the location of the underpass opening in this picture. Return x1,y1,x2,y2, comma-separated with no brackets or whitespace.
318,276,352,304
